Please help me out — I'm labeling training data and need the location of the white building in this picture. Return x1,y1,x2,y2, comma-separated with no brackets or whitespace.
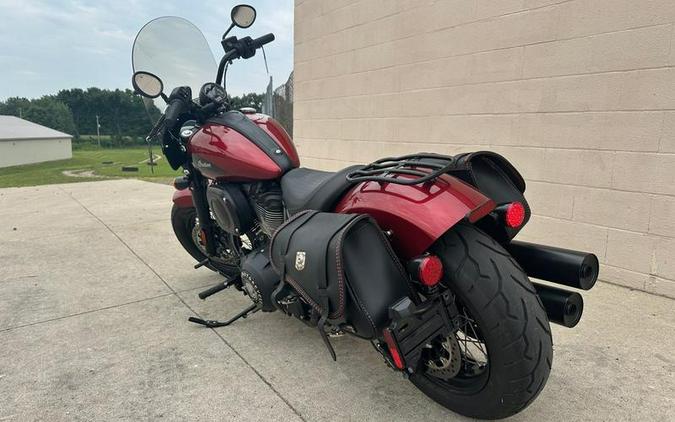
0,115,72,168
294,1,675,298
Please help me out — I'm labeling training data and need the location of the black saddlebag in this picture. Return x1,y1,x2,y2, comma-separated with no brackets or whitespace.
269,211,414,343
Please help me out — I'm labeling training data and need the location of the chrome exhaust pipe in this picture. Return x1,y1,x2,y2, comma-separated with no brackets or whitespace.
532,283,583,328
506,241,599,290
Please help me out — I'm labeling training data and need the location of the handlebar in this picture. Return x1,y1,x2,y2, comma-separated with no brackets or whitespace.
251,33,275,49
216,33,275,86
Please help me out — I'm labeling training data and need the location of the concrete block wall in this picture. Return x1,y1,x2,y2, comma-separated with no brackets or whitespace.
293,0,675,298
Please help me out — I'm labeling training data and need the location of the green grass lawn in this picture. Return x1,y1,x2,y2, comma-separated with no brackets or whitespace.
0,147,181,188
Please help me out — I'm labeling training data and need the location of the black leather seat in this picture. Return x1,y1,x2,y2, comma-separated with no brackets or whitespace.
281,165,364,215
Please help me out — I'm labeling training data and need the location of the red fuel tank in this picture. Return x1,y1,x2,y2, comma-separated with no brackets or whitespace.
188,112,299,181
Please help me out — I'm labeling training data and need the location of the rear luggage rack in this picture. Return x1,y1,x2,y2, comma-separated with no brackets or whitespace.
346,153,455,185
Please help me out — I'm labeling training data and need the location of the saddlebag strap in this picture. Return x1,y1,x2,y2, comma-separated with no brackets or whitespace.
315,237,335,361
317,295,336,361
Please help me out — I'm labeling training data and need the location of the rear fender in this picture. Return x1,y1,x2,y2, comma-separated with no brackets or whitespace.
172,188,194,208
334,174,494,259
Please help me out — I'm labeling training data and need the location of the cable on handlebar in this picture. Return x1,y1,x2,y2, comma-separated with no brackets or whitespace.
216,50,237,86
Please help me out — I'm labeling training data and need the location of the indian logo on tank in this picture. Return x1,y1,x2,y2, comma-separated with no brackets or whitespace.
195,158,212,168
294,251,306,271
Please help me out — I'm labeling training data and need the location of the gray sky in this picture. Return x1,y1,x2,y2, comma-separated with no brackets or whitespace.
0,0,293,100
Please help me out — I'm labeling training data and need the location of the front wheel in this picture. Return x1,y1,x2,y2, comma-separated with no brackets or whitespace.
170,205,242,277
410,223,553,420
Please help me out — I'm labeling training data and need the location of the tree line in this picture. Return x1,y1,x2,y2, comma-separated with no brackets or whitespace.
0,88,264,146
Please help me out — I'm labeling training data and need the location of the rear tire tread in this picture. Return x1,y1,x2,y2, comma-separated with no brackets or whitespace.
410,223,553,419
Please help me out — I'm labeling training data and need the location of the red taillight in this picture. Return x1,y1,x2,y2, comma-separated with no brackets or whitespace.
504,201,525,228
418,255,443,287
382,328,405,370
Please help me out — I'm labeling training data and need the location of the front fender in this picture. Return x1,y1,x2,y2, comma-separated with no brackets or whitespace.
172,188,194,208
334,175,494,259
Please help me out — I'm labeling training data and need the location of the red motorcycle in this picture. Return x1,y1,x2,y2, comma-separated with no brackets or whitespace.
132,5,599,419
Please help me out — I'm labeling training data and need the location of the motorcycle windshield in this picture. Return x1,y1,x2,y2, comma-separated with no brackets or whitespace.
132,16,216,109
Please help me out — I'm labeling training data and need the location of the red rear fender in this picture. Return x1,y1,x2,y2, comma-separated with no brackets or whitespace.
334,175,494,259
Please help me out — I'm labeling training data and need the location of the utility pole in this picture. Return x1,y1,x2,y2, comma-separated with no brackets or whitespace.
18,108,22,119
96,115,101,147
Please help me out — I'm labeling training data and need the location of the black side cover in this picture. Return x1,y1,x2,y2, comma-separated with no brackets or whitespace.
207,111,294,173
269,211,413,339
450,151,526,202
206,184,254,234
448,151,530,240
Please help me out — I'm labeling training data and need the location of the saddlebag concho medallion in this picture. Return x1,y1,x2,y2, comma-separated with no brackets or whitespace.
294,251,306,271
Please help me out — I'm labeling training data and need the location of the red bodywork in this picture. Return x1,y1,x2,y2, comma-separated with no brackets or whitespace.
335,174,495,259
173,113,298,207
173,113,494,258
187,113,299,181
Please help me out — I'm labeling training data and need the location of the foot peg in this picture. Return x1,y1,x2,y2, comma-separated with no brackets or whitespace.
197,275,239,300
194,258,209,269
189,303,259,328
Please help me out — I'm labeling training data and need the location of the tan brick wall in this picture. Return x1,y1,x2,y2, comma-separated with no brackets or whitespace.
293,0,675,298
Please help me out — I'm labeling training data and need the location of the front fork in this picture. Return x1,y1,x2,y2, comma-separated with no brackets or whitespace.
187,165,219,257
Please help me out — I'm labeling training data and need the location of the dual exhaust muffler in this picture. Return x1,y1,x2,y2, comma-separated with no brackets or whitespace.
505,241,599,328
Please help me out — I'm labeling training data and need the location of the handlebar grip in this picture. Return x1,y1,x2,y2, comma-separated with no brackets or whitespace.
251,33,275,49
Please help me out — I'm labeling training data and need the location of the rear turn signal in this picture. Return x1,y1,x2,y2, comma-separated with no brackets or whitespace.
382,328,405,370
503,201,525,228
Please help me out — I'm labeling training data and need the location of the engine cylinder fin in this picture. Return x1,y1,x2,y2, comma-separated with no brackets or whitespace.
250,182,285,236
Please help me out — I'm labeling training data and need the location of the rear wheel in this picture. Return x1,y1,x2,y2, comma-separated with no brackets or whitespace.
170,205,245,277
410,223,553,419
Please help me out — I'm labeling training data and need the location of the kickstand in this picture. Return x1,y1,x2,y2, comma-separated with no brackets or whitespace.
188,303,259,328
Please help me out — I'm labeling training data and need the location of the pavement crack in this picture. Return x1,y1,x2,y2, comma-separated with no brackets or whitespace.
0,292,175,333
61,187,307,422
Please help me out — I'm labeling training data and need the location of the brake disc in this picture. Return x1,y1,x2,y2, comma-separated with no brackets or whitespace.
426,334,462,380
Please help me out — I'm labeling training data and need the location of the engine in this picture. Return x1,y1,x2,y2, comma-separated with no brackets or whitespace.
248,181,284,236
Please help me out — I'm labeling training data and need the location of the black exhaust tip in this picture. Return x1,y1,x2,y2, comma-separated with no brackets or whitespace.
506,241,599,290
532,283,584,328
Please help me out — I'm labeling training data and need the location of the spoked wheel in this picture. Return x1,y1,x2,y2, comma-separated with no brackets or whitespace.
171,205,251,277
410,223,553,420
424,304,489,385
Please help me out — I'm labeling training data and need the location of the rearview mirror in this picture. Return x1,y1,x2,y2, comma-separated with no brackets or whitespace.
231,4,256,28
132,71,164,98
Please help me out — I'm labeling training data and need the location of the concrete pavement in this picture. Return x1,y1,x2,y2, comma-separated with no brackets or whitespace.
0,179,673,421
